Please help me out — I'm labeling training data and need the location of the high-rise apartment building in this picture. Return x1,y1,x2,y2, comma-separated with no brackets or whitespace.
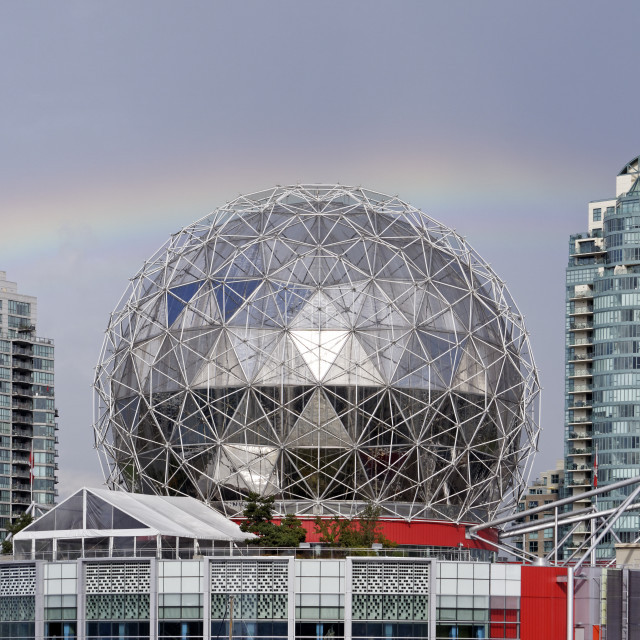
565,156,640,557
516,461,565,559
0,271,57,540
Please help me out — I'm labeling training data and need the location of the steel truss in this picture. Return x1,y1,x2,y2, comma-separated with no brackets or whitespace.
467,474,640,567
94,185,540,523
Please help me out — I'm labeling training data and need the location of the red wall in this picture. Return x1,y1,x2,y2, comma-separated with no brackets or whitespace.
235,516,498,550
520,566,568,640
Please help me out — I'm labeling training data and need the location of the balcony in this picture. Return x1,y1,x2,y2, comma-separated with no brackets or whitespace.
570,322,593,331
7,333,54,347
11,483,30,493
570,243,606,258
569,370,592,379
11,358,33,372
567,479,592,488
567,431,593,439
11,387,33,398
12,374,32,384
569,306,594,316
12,414,33,425
570,290,594,301
12,427,32,438
569,385,593,394
11,346,32,357
568,447,592,456
567,464,591,473
567,418,593,426
11,454,30,465
11,400,32,411
568,353,593,363
569,337,593,347
567,401,592,410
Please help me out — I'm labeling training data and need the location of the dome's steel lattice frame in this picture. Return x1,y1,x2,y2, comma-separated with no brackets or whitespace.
93,185,540,524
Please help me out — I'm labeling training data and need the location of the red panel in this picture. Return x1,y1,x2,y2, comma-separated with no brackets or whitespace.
234,516,498,550
520,566,568,640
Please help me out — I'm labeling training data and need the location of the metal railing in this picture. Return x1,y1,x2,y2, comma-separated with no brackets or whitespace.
570,322,594,330
10,544,489,563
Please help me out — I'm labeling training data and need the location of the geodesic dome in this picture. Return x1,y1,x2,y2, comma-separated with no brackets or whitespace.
94,185,540,523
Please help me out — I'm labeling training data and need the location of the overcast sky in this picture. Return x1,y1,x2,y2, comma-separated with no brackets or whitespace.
1,1,639,498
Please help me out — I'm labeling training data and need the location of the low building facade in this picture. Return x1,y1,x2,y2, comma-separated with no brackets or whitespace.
0,553,633,640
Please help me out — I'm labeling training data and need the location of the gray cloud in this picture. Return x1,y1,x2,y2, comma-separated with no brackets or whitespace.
1,1,638,497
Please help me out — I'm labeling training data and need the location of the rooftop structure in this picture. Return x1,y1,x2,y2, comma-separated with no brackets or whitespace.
12,487,252,561
93,185,540,527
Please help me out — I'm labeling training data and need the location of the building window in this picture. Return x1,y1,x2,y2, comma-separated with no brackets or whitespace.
593,208,602,222
8,315,30,329
551,474,559,484
529,541,538,553
606,206,615,215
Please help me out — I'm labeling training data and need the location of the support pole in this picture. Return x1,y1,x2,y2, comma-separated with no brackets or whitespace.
555,507,559,566
567,567,574,640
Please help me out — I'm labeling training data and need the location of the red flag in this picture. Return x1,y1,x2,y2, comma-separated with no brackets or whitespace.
593,446,598,489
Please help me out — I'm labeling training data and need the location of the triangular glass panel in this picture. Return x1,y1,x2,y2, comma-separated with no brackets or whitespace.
286,389,352,448
357,330,412,383
290,292,351,330
212,279,261,320
322,334,385,385
223,390,279,446
290,330,350,381
23,490,84,532
167,281,204,326
115,397,140,433
191,331,247,387
227,328,283,383
272,283,315,324
132,335,164,392
86,492,146,529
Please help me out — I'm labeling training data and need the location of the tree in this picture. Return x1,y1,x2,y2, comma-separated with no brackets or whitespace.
240,493,306,547
314,502,395,549
2,512,33,555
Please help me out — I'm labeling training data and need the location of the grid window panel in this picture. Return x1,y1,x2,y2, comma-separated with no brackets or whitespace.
0,566,35,596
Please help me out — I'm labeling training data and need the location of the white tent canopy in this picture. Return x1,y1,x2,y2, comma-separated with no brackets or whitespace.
13,487,253,559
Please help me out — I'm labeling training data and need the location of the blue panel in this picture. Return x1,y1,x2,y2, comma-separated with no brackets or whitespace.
272,284,314,322
212,279,261,320
166,281,204,326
